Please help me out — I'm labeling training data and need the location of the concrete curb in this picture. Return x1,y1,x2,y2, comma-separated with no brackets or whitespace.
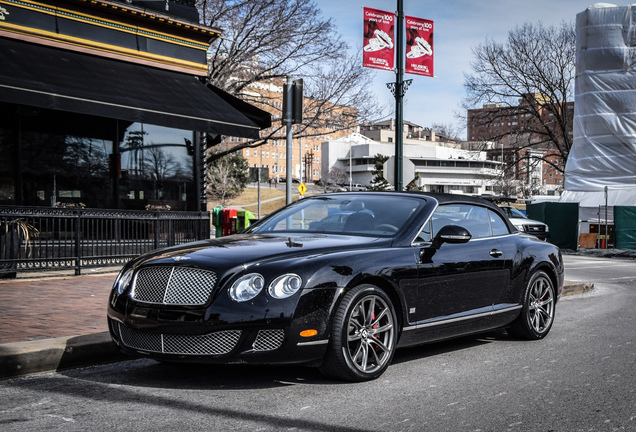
562,281,595,296
0,281,594,380
0,332,127,380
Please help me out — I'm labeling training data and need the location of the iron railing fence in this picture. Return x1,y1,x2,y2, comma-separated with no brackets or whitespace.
0,206,210,275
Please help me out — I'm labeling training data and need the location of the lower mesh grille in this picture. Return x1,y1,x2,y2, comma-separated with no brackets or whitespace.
117,323,241,355
253,329,285,351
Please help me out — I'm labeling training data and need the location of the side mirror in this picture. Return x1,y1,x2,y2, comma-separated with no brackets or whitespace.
431,224,472,249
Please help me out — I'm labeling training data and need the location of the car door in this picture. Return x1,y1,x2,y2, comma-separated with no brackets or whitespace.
487,207,518,309
409,204,508,325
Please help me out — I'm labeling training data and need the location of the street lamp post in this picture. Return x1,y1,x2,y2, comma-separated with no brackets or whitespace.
394,0,404,192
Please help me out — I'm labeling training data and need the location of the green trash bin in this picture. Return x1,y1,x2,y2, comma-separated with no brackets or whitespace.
236,210,255,232
211,206,224,238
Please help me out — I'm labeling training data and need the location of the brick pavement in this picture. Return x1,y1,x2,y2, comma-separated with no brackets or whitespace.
0,272,117,344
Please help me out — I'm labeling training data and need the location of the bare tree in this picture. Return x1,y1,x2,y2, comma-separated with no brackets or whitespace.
463,21,576,173
198,0,386,163
201,0,344,95
143,147,180,183
431,122,463,142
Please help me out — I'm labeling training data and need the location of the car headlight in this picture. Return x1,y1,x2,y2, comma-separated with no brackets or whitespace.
229,273,264,302
113,267,134,295
268,274,302,299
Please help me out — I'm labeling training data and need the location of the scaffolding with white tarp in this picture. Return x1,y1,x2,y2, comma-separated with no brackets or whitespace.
561,3,636,248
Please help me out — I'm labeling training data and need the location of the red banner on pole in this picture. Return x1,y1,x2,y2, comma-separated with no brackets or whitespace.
363,7,395,71
405,16,434,77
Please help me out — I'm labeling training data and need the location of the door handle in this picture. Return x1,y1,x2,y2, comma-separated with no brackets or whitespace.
489,249,503,258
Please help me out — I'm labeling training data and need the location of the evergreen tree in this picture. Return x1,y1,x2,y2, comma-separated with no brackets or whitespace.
207,151,250,206
369,154,390,191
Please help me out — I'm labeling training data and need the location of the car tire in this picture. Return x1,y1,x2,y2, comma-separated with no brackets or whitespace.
508,270,556,340
319,284,397,382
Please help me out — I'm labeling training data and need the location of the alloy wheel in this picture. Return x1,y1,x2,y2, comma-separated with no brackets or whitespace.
346,294,395,374
528,275,555,334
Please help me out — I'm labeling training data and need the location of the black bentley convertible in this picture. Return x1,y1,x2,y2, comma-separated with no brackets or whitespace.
108,192,563,381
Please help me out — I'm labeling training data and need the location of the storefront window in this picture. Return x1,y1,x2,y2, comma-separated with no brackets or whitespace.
0,107,117,207
0,107,197,210
119,123,194,211
25,132,113,208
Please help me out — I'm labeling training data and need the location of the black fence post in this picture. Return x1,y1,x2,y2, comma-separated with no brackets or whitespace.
75,209,82,275
154,211,160,250
168,218,174,247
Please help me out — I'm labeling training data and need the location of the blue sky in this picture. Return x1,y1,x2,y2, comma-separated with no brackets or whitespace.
317,0,631,138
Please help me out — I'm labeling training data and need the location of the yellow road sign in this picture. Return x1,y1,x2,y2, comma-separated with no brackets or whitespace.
298,182,307,196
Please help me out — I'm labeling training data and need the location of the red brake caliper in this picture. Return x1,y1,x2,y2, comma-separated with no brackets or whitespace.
372,310,378,337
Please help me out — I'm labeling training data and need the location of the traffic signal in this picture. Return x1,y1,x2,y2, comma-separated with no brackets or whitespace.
283,79,303,124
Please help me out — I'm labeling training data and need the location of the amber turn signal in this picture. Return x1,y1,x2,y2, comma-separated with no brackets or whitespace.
300,329,317,337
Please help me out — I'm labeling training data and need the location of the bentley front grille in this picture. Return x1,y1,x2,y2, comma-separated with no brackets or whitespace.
131,266,217,306
253,329,285,351
117,323,241,355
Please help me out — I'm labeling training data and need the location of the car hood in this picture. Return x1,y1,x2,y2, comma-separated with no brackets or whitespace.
135,233,391,268
508,217,545,226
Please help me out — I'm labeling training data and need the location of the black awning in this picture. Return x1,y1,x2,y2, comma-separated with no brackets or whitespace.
0,38,271,138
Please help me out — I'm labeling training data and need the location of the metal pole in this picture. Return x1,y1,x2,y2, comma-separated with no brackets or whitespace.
394,0,405,191
501,143,505,195
299,134,303,186
257,167,261,218
605,185,609,249
349,136,352,190
285,76,294,205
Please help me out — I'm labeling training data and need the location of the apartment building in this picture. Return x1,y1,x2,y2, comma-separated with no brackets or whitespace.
227,79,354,183
466,94,572,195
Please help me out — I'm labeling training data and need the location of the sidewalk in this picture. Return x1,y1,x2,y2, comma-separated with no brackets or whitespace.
0,268,124,379
0,268,594,380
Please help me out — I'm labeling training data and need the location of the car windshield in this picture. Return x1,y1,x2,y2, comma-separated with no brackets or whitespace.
248,195,425,237
502,206,527,219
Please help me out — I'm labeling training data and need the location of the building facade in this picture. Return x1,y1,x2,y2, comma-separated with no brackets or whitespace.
229,78,354,184
322,133,501,195
360,119,459,146
466,94,572,197
0,0,269,210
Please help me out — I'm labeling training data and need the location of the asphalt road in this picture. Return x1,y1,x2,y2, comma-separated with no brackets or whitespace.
1,255,635,431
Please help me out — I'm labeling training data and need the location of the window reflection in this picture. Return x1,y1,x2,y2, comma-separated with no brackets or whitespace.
0,111,195,210
120,124,194,210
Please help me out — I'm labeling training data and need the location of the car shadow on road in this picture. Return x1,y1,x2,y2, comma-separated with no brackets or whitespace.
390,328,510,366
59,329,512,391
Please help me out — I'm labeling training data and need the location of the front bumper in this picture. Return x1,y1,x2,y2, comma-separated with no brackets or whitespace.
107,287,340,366
521,226,549,240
